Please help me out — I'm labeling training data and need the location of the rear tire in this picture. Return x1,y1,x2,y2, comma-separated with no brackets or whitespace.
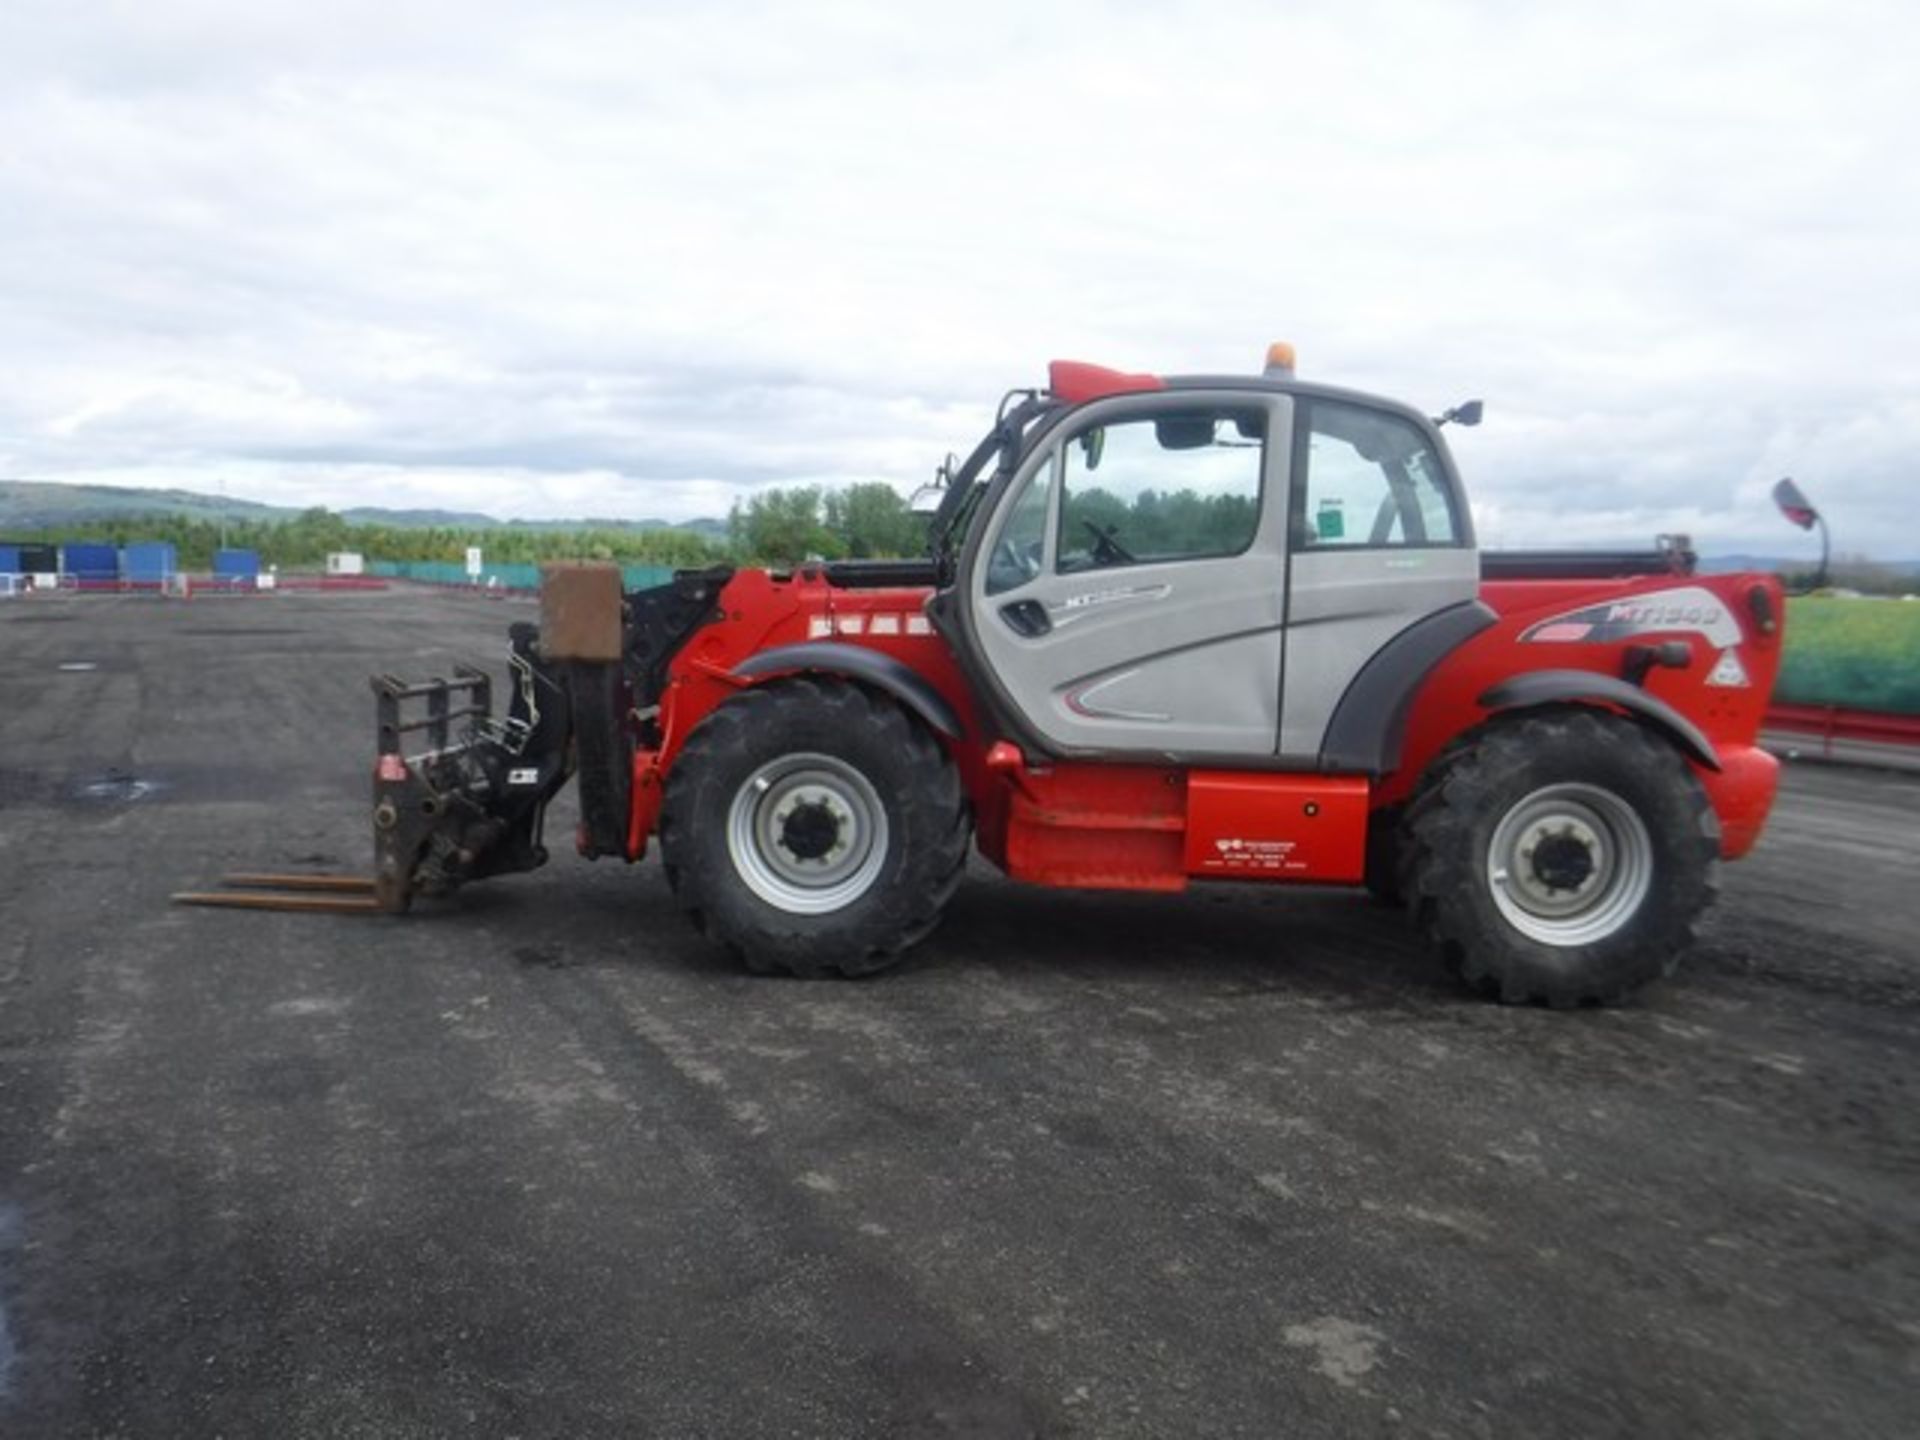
658,678,970,977
1400,709,1719,1006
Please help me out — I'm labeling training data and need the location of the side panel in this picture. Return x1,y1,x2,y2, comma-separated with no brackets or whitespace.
1184,772,1368,881
1384,572,1788,858
1003,764,1189,891
986,754,1372,891
1281,549,1482,756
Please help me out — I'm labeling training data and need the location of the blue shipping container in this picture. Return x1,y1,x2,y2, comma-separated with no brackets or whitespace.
15,543,57,574
213,548,261,581
123,541,178,584
63,543,119,582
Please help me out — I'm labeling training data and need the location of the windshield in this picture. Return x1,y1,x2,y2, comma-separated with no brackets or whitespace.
927,392,1059,578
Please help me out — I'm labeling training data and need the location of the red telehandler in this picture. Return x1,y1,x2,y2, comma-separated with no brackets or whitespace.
179,346,1805,1006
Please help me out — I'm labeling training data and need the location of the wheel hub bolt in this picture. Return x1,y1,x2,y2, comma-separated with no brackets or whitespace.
779,797,844,863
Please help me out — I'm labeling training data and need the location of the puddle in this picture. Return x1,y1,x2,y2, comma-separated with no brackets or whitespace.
71,769,164,804
0,762,298,811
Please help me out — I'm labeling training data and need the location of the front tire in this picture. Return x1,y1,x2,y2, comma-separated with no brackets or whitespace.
658,678,970,977
1400,709,1719,1006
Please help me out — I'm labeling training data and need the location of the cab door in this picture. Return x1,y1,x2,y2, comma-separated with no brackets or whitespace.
1278,396,1481,758
964,391,1292,760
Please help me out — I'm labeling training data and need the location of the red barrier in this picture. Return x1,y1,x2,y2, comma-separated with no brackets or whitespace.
1767,703,1920,748
181,575,390,593
269,576,390,592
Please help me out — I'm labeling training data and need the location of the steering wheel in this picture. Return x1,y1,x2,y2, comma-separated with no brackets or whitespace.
1081,519,1136,567
989,537,1041,590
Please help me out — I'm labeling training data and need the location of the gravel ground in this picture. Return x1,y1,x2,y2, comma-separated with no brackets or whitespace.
1,588,1915,1439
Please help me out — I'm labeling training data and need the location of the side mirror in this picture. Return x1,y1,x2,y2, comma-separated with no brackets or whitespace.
1079,428,1106,471
1771,476,1829,594
910,455,956,516
1434,399,1483,428
1772,477,1819,530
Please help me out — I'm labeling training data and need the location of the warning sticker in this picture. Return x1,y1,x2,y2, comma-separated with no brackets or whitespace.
1705,648,1751,688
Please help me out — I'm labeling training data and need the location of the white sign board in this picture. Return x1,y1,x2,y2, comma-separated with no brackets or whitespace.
465,547,483,579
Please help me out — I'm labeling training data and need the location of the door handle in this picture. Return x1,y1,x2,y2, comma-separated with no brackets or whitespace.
999,600,1051,637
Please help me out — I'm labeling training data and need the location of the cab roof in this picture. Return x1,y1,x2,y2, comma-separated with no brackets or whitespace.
1044,358,1439,436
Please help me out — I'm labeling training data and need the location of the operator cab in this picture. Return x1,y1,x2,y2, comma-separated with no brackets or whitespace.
927,346,1484,771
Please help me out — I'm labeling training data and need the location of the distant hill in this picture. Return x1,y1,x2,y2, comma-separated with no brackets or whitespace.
1697,553,1795,574
1700,552,1920,578
0,479,724,536
478,514,730,538
0,479,287,528
337,505,501,528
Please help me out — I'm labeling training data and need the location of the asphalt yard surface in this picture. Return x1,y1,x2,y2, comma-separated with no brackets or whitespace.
1,588,1916,1439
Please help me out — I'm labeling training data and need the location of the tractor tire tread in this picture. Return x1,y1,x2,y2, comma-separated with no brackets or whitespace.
658,678,970,979
1401,707,1719,1007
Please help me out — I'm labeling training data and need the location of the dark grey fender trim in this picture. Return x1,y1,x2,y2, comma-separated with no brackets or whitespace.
732,642,964,740
1477,670,1721,771
1321,600,1498,774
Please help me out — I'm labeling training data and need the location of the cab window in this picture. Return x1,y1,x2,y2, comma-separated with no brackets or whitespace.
1055,408,1264,573
984,450,1054,595
1294,400,1460,549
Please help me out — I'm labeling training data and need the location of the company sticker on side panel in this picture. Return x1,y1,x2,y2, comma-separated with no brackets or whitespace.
1519,585,1742,648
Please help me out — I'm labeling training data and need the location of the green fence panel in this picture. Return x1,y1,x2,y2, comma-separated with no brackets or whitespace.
1779,597,1920,715
369,560,678,592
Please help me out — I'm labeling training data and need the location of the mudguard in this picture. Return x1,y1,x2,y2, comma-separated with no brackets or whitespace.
1477,670,1721,771
732,641,964,740
1321,601,1498,774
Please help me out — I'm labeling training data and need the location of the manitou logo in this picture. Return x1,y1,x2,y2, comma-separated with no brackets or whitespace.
1210,837,1297,870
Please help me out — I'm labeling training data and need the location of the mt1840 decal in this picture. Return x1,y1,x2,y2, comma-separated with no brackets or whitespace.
1520,585,1743,648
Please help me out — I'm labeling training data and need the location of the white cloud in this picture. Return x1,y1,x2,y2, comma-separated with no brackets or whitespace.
0,0,1915,556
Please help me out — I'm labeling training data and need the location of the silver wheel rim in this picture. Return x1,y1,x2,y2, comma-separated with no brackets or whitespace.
1486,782,1653,947
725,752,889,915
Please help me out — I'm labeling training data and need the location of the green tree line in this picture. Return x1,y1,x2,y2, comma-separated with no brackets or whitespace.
12,482,933,572
728,482,926,563
12,508,725,571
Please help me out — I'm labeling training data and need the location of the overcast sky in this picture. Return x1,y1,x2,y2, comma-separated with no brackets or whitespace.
2,0,1916,556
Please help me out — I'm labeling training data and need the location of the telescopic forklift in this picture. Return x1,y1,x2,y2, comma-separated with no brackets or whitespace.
180,345,1800,1006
